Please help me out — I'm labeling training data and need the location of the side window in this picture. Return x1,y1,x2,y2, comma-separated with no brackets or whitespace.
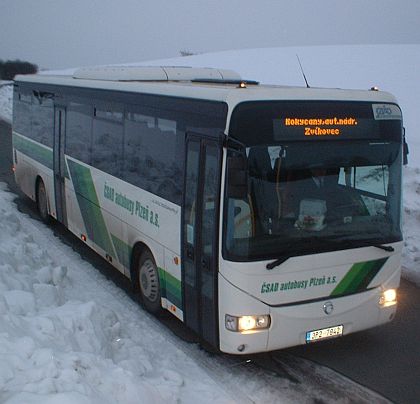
338,166,388,215
66,102,93,164
14,91,32,137
92,104,124,176
31,94,54,148
123,108,181,203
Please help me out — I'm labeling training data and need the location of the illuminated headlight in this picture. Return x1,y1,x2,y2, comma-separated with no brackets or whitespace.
379,289,397,307
225,314,271,332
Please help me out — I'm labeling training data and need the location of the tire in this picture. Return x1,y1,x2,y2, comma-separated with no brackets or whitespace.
136,250,162,314
36,179,50,223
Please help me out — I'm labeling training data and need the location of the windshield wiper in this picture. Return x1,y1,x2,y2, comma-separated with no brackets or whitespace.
373,244,395,252
266,256,290,270
266,241,395,270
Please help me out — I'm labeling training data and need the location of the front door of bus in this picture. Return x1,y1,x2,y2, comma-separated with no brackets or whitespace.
53,107,67,226
183,134,221,347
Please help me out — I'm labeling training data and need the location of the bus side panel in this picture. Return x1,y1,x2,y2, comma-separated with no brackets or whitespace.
63,156,184,319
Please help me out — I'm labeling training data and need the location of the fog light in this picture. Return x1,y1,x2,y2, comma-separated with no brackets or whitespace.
225,314,271,332
379,288,397,307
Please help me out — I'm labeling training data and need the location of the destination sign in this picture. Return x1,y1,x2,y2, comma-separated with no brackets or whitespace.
283,117,358,137
229,101,402,146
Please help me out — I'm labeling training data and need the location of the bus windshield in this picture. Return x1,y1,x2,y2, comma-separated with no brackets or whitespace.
224,101,403,261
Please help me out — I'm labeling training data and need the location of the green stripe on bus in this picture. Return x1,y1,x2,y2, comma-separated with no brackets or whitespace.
67,159,116,259
13,133,53,170
158,267,182,309
111,234,132,270
331,258,388,296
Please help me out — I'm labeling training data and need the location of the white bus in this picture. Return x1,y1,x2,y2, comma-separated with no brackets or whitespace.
12,66,406,354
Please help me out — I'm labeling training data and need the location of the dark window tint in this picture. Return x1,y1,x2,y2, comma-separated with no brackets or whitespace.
14,90,54,147
31,94,54,148
123,100,227,205
92,104,124,176
13,90,32,137
124,110,182,203
66,102,92,164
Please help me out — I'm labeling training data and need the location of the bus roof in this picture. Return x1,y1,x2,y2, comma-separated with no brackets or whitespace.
14,66,399,107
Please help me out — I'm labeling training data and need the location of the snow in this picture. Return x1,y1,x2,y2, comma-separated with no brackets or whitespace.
0,45,419,402
0,82,13,124
0,183,231,403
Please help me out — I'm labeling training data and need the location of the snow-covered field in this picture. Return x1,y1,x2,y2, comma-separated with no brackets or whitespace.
0,45,419,402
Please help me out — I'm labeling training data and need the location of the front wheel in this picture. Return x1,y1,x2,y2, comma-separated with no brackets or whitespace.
137,250,162,314
36,179,50,223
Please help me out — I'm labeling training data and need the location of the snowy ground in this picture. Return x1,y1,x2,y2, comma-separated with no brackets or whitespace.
0,183,232,403
0,45,419,402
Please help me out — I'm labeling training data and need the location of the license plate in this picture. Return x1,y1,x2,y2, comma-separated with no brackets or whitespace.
306,325,343,343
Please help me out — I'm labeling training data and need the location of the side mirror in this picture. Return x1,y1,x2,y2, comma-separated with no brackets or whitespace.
226,155,248,199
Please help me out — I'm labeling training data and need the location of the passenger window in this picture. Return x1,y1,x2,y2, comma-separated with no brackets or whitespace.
66,102,93,164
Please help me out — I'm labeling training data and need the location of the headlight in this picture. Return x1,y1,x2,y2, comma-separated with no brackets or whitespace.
379,288,397,307
225,314,271,332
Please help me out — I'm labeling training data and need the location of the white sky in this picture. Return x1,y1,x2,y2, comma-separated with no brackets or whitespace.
1,0,420,69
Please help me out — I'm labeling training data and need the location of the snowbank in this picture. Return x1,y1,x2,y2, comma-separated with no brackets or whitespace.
0,184,233,403
0,82,12,124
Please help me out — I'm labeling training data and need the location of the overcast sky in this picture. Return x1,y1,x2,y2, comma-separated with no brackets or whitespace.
1,0,420,69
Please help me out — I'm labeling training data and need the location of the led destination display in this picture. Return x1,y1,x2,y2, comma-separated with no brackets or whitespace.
230,101,402,146
284,116,358,137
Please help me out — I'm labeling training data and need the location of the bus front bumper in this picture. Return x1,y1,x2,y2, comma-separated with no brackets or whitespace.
218,275,398,354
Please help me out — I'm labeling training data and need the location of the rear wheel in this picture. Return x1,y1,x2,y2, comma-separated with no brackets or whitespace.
137,250,162,314
36,179,50,223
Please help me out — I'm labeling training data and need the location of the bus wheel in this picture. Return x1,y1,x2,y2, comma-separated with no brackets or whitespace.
36,179,50,223
137,250,162,314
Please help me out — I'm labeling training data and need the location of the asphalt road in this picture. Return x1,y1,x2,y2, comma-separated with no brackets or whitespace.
1,119,419,403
